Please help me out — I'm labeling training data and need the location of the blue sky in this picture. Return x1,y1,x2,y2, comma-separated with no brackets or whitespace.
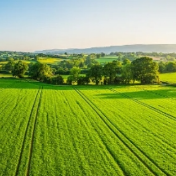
0,0,176,51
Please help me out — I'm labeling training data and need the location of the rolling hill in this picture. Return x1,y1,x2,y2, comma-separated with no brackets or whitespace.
35,44,176,54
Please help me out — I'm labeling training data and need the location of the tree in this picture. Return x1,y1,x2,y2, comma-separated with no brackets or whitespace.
158,61,166,73
131,57,159,84
101,52,105,57
12,61,28,78
96,54,101,59
79,61,85,68
165,62,176,72
77,76,90,85
70,67,80,82
103,61,122,84
85,56,94,67
52,75,64,85
29,62,53,81
87,65,102,85
67,75,74,85
122,58,131,65
114,76,122,84
121,64,132,84
5,59,15,73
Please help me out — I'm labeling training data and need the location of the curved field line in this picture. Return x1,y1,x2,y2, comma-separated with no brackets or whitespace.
105,90,176,151
14,88,41,176
25,87,43,176
74,88,169,176
109,88,176,132
73,96,126,176
63,90,125,175
117,107,176,153
109,88,176,122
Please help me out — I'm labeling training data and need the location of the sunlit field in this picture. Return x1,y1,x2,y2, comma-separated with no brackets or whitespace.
96,56,118,64
38,57,62,64
0,79,176,175
160,72,176,84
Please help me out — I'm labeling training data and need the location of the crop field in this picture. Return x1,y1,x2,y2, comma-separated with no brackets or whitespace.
38,57,62,64
0,79,176,175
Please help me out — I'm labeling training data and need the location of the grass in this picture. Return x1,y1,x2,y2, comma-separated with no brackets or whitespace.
0,60,32,64
0,79,176,175
0,73,13,78
160,72,176,83
38,57,62,64
0,61,8,64
96,55,118,64
0,58,61,67
0,74,29,78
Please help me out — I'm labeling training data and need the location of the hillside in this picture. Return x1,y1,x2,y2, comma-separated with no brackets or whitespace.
35,44,176,54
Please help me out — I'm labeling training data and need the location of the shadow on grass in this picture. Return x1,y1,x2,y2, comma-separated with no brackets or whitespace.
0,78,176,100
95,88,176,100
0,78,127,90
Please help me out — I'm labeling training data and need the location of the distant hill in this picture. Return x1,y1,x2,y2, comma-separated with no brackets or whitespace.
35,44,176,54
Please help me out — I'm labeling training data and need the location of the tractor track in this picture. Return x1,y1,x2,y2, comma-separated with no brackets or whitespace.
74,88,170,176
105,89,176,151
14,87,43,176
109,88,176,123
74,91,127,176
26,86,43,176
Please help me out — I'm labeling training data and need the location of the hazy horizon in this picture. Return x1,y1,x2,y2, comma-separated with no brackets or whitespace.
2,44,176,53
0,0,176,52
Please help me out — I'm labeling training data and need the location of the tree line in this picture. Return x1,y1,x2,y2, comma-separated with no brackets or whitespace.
3,57,159,85
158,61,176,73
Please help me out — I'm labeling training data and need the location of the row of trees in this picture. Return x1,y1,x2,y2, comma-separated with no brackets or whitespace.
158,61,176,73
5,60,28,78
1,51,176,63
4,57,159,85
70,57,158,85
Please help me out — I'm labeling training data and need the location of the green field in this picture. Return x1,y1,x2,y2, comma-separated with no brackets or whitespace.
0,58,61,68
160,72,176,84
0,79,176,175
38,57,62,64
0,74,29,78
96,56,118,64
0,74,13,78
0,60,32,64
